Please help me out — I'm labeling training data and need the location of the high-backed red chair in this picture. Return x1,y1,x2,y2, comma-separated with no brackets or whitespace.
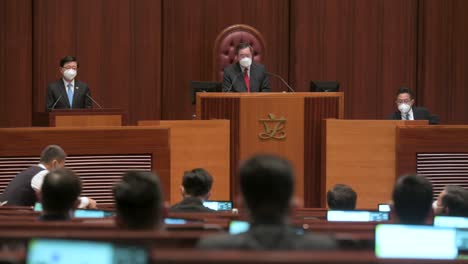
213,24,266,81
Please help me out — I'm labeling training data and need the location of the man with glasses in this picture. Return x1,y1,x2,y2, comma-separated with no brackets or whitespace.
222,43,271,93
46,56,93,111
388,87,439,124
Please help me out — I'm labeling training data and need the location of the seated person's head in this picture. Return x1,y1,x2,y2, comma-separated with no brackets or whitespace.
41,168,81,218
392,174,433,224
327,184,357,210
240,154,294,224
434,185,468,217
113,170,163,230
181,168,213,200
40,145,67,170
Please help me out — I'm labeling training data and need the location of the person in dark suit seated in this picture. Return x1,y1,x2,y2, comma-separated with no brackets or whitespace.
388,87,439,124
39,168,81,221
198,154,337,250
222,43,271,93
327,184,357,210
0,145,66,206
433,185,468,217
46,55,93,111
113,170,164,230
170,168,215,213
392,174,433,225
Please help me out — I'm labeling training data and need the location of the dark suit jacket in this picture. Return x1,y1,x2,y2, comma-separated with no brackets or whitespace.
169,197,216,213
388,106,439,125
222,62,271,92
197,224,337,250
0,165,44,206
46,79,92,111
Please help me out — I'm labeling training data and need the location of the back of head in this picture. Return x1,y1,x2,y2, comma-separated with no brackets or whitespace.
327,184,357,210
396,87,414,99
113,170,163,230
182,168,213,197
442,185,468,217
42,168,81,213
240,154,294,222
393,174,433,224
40,145,67,164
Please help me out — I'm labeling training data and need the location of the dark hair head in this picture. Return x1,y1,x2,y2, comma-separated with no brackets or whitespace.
60,56,79,68
235,43,253,55
327,184,357,210
240,154,294,222
441,185,468,217
396,87,414,100
392,174,433,224
113,170,163,230
182,168,213,197
40,145,67,164
42,168,81,213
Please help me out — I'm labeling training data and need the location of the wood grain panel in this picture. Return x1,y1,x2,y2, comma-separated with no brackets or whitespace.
33,0,162,124
162,0,290,120
290,0,418,120
325,120,427,208
0,0,32,127
417,0,468,124
138,120,230,205
239,96,305,202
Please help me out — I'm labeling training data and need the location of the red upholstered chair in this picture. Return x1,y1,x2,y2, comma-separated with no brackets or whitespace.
213,24,266,81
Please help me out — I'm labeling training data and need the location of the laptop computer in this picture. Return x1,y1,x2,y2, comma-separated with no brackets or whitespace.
327,210,389,222
27,238,148,264
203,200,233,211
375,224,457,259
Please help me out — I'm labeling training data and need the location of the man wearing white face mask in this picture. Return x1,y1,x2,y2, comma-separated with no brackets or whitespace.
46,56,93,111
388,87,439,124
222,43,271,92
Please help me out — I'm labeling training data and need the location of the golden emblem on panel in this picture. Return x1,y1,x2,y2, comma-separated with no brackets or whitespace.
258,113,287,140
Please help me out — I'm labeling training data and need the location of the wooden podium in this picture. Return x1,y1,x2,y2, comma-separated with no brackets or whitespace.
33,109,126,127
196,92,344,207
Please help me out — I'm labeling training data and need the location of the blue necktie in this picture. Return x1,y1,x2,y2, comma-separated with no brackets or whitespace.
67,83,73,108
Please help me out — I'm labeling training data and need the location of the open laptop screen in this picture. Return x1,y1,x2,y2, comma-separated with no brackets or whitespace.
375,224,457,259
203,200,233,211
434,216,468,228
27,239,147,264
327,210,389,222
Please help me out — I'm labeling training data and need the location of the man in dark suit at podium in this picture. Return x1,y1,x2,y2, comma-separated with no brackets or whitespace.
388,87,439,124
46,56,93,111
222,43,271,93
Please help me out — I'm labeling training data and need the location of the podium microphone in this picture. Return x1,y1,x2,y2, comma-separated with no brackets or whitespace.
224,71,244,92
49,95,62,111
86,94,103,109
266,72,296,93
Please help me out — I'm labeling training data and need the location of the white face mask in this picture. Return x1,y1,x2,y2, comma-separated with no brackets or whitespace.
63,69,77,80
398,103,411,113
239,57,252,68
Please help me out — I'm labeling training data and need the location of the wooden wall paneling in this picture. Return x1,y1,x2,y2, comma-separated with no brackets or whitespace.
162,0,290,120
0,0,32,127
290,0,417,120
417,0,468,124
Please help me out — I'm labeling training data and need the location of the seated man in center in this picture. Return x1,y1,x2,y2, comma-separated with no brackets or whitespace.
222,43,271,92
170,168,215,213
198,154,337,250
327,184,357,210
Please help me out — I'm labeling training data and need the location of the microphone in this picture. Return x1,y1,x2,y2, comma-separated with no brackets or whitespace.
224,71,245,92
266,72,295,92
86,93,103,109
49,95,62,111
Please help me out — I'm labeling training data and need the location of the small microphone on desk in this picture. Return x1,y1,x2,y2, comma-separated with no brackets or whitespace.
224,71,245,92
266,72,295,93
86,94,103,109
49,95,62,111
